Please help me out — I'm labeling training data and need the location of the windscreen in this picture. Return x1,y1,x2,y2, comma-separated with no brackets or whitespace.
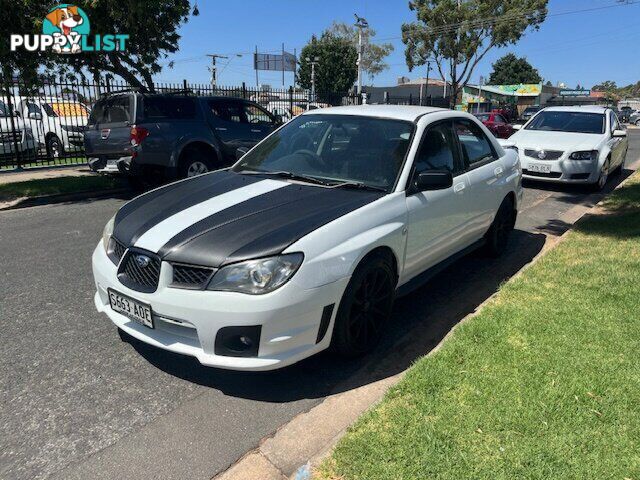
233,114,414,191
525,111,605,134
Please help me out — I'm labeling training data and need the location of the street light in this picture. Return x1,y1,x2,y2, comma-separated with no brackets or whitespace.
354,14,369,96
306,56,320,101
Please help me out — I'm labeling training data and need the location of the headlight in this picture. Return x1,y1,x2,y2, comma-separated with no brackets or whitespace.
569,150,598,160
207,253,303,295
102,215,115,251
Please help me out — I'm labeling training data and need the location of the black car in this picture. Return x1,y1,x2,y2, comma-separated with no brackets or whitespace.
84,92,280,180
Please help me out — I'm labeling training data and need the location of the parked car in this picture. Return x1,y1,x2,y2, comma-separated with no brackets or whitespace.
630,111,640,126
475,112,515,138
619,106,635,123
17,96,89,158
92,105,522,370
84,92,280,179
0,98,38,162
509,106,627,190
519,105,542,122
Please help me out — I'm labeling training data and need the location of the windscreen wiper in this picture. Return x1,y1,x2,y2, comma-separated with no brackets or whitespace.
236,169,330,186
328,181,388,193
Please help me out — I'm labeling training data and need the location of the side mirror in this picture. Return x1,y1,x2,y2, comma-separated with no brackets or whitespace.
512,124,523,131
413,171,453,192
236,146,249,160
613,129,627,138
273,114,283,125
28,112,42,120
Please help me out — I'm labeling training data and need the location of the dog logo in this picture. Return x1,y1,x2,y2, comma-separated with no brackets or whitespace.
537,150,547,160
43,4,90,54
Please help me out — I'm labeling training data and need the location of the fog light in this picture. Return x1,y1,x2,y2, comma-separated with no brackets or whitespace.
215,326,261,357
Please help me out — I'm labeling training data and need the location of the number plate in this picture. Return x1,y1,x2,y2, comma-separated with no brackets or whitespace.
528,163,552,174
108,288,154,328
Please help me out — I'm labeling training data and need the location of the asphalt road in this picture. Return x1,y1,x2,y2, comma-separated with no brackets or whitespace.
1,129,639,480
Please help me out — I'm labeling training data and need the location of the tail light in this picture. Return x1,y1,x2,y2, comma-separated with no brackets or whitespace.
130,125,149,146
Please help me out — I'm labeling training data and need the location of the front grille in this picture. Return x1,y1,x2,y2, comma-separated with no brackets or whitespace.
524,149,563,160
118,249,161,293
522,169,562,179
0,131,22,143
171,264,216,290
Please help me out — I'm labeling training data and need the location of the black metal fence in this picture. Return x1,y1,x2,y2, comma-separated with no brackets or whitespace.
0,75,450,171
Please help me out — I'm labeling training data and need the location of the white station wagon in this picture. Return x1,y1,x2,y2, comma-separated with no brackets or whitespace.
93,105,522,371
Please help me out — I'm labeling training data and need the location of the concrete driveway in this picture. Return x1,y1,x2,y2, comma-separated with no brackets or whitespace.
1,129,638,480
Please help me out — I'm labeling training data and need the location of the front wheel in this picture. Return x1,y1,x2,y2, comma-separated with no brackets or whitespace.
485,197,516,257
331,253,396,357
591,158,610,192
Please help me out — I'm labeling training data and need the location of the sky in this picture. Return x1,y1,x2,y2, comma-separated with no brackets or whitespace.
155,0,640,89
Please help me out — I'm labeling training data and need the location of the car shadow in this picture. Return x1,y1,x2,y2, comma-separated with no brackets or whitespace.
122,228,547,403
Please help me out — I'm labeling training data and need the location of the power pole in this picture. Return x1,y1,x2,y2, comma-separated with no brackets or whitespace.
424,61,431,106
206,54,228,88
354,14,369,96
306,56,319,101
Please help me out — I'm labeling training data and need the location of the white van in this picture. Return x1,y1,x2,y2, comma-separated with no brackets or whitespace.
0,98,37,162
17,97,90,158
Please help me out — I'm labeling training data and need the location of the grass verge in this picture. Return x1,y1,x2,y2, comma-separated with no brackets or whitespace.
319,174,640,480
0,175,124,202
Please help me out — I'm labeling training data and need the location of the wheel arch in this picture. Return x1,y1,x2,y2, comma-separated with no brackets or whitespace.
354,246,400,286
175,140,221,169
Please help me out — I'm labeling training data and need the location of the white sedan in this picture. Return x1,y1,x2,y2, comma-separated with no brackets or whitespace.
509,106,628,190
92,105,522,370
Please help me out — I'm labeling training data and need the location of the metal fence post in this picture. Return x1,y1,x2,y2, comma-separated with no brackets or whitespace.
3,76,23,170
384,91,389,104
242,82,247,99
289,86,293,112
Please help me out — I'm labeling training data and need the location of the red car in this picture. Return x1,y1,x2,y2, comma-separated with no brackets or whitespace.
474,112,515,139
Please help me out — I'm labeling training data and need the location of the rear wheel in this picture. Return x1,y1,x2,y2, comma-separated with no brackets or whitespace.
485,197,516,257
179,148,214,178
332,253,396,357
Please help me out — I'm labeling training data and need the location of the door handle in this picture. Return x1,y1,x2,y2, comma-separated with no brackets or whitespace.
453,182,466,193
215,127,227,131
494,166,504,177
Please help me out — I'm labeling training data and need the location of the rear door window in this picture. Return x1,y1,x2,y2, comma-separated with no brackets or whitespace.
143,96,196,120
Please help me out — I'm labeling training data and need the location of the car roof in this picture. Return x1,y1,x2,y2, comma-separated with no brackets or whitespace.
542,106,609,114
302,104,446,122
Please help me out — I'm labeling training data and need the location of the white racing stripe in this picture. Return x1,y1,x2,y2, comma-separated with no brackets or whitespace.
134,179,289,252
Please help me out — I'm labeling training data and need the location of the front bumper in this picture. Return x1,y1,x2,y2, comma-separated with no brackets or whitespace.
92,244,347,371
520,154,599,184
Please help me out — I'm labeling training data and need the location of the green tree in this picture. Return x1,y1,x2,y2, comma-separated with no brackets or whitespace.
298,32,358,95
2,1,192,91
592,80,618,92
402,0,548,106
487,53,541,85
326,21,394,81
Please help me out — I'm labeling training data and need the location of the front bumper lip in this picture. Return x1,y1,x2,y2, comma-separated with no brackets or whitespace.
92,244,347,371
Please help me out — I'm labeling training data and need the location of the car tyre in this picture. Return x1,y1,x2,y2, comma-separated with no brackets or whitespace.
179,149,214,178
485,197,516,257
591,158,610,192
331,253,396,358
46,135,63,159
